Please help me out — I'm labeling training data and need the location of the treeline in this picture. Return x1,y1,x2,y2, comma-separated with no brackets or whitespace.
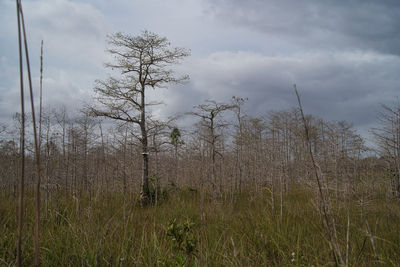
0,100,398,203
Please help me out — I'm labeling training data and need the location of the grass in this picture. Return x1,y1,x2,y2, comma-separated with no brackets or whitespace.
0,187,399,266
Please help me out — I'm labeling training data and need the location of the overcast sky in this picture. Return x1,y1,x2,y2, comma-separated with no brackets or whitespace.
1,0,400,143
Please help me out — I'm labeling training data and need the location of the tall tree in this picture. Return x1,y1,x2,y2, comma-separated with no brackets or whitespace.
89,31,189,204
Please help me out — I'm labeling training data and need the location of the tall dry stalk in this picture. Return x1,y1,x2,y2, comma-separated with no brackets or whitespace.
19,2,42,266
16,0,25,266
39,40,43,150
294,84,344,267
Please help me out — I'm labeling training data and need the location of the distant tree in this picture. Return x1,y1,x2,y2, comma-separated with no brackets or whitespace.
0,123,6,136
170,127,184,186
189,100,234,200
231,96,247,192
372,102,400,197
89,31,190,204
53,106,69,193
170,127,183,148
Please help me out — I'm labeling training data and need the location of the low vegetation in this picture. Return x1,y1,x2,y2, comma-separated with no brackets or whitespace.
1,186,399,266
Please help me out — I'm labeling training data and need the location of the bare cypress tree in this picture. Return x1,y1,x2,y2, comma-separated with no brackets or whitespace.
231,96,247,192
89,31,189,204
372,102,400,197
54,106,69,194
189,100,234,200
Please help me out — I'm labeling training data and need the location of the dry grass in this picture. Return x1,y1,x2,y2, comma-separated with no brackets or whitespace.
0,186,399,266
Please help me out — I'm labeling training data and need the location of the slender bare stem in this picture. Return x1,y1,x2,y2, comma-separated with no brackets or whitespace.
345,209,350,267
39,40,43,150
16,1,25,266
19,3,42,266
294,84,342,267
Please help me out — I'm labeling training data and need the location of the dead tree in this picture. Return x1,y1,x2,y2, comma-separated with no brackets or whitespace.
54,106,69,194
372,102,400,197
89,31,189,204
231,96,247,192
189,100,234,200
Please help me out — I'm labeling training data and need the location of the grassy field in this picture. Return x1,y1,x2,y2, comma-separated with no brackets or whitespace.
1,187,399,266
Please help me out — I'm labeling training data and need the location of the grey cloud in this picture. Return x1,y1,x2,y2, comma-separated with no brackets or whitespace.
20,0,110,69
2,0,399,143
29,0,106,41
205,0,400,55
158,51,400,130
0,0,109,122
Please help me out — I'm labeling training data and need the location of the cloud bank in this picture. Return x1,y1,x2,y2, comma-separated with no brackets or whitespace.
1,0,399,144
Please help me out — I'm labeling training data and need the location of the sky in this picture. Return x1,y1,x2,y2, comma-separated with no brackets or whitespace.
1,0,400,144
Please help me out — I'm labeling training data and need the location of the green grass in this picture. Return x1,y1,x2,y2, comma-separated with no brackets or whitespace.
0,187,399,266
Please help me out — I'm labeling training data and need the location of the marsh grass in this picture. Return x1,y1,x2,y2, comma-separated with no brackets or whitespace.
1,187,399,266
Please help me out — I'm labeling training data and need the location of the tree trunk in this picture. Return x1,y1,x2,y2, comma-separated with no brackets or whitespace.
141,139,150,203
140,87,150,204
175,145,179,186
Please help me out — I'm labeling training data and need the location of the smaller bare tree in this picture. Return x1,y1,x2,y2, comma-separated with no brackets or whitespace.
372,102,400,197
189,100,234,200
